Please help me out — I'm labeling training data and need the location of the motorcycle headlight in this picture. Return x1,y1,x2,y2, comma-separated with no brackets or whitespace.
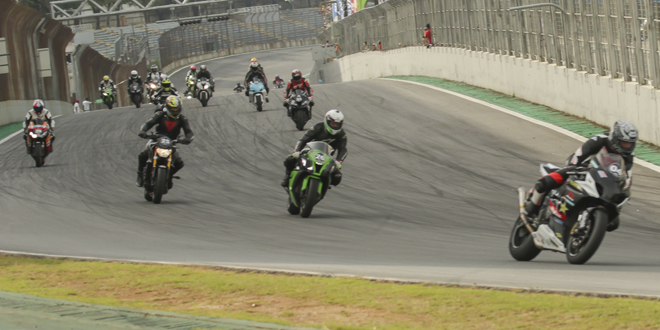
156,148,172,158
204,85,209,89
103,93,107,96
29,132,37,138
150,83,156,88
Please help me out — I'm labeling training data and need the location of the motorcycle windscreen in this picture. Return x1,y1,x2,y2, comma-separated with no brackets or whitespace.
305,141,333,155
592,147,626,181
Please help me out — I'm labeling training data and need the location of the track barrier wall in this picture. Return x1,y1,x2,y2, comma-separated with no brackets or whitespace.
311,46,660,146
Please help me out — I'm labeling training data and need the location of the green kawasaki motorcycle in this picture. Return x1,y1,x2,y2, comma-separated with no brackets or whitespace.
286,141,340,218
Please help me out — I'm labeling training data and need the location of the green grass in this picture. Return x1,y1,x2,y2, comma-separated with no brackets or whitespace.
0,255,659,329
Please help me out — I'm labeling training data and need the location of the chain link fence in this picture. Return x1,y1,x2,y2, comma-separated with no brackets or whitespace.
159,8,323,69
320,0,660,88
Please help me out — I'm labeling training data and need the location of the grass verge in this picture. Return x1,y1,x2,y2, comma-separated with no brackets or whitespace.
0,255,659,330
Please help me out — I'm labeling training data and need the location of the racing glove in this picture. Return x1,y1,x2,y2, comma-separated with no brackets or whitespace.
266,87,270,94
138,132,148,139
178,137,191,145
336,161,342,170
292,151,300,159
283,101,289,107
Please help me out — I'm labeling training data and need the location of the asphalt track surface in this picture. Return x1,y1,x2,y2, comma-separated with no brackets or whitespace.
2,47,660,297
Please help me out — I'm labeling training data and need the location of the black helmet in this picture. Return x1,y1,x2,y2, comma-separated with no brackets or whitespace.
608,120,638,156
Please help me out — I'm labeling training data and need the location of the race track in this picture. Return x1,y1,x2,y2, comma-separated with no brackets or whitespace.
2,47,660,297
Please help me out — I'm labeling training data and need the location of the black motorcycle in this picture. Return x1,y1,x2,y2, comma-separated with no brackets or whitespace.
141,134,179,204
288,90,312,131
25,119,53,167
509,147,631,264
233,83,244,93
129,81,142,108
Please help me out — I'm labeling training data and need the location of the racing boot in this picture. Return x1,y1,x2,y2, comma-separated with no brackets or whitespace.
523,189,544,220
281,171,291,188
136,171,144,187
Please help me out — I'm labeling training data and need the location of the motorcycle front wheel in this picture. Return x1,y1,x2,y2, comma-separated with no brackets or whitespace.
508,216,541,261
33,144,44,167
566,208,608,264
294,109,307,131
300,178,320,218
152,168,168,204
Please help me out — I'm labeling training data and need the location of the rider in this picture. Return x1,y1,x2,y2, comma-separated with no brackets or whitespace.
145,65,161,83
249,58,264,72
281,109,346,187
283,69,314,117
184,65,197,96
152,79,179,108
273,74,284,86
136,95,194,189
98,75,116,98
244,61,269,97
523,120,637,230
23,99,55,153
195,65,215,92
127,70,143,94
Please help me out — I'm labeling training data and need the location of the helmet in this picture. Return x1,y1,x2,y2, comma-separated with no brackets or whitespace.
200,64,207,71
251,57,257,63
161,79,172,91
608,120,638,156
165,95,182,119
130,70,138,77
103,75,110,81
250,62,259,70
292,69,302,81
151,65,158,72
190,65,197,71
324,109,344,135
275,74,280,78
32,99,44,114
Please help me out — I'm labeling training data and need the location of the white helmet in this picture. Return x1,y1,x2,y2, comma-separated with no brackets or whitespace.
130,70,138,77
324,109,344,135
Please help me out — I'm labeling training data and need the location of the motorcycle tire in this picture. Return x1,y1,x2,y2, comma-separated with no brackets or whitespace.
152,168,168,204
33,144,44,168
200,95,208,107
256,99,263,112
287,197,300,215
508,216,541,261
566,208,608,264
294,110,306,131
300,178,320,218
107,102,113,110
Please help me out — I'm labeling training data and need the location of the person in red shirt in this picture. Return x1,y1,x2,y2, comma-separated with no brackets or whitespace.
424,24,432,48
283,69,314,117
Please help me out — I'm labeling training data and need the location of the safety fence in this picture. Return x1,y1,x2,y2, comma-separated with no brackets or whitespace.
159,8,324,69
319,0,660,89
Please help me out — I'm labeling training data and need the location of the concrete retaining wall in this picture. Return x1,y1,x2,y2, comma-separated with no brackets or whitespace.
311,47,660,146
162,38,318,74
0,100,74,127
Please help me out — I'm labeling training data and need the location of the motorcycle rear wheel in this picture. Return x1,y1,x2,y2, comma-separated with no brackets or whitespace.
300,179,319,218
566,208,608,264
153,169,168,204
508,216,541,261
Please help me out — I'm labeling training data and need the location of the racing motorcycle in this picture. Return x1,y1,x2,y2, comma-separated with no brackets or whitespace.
285,141,339,218
129,81,142,108
140,134,180,204
185,76,196,99
509,147,631,264
274,80,285,89
233,83,244,93
25,119,52,167
196,77,212,107
288,90,312,131
101,88,115,109
248,78,267,112
146,76,161,103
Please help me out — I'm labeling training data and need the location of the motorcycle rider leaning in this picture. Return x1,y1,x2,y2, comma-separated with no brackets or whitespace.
127,70,143,94
98,75,116,98
195,65,215,92
524,120,638,231
136,95,193,189
244,61,269,96
273,74,284,86
281,109,346,187
283,69,314,117
23,99,55,153
152,79,178,108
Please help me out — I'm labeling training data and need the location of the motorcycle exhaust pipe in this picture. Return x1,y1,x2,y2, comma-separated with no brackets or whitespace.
518,187,536,233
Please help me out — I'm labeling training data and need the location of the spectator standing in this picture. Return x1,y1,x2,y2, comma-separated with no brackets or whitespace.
82,97,92,112
363,41,369,52
424,24,433,48
378,41,382,51
73,99,80,114
334,43,342,57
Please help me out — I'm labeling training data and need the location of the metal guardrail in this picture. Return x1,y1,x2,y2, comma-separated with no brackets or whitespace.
319,0,660,89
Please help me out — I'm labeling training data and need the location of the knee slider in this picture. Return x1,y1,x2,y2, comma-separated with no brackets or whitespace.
331,172,342,186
